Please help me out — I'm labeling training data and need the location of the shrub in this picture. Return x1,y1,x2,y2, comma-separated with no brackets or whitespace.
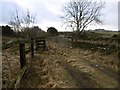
47,27,58,37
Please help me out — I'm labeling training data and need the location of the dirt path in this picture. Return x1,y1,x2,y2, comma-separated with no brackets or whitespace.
39,41,118,88
20,40,118,88
3,40,118,88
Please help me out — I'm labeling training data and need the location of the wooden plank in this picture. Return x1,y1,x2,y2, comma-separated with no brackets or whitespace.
35,37,46,51
14,65,28,88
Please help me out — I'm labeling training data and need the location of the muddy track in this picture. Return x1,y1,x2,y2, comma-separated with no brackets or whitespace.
85,61,118,80
2,39,118,88
57,52,118,88
48,41,118,88
59,60,101,88
60,48,118,82
47,37,118,80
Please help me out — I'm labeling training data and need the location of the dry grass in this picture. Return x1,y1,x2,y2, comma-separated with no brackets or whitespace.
2,38,118,88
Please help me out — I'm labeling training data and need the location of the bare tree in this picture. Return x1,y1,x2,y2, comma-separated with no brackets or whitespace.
22,9,36,38
22,9,36,29
61,0,105,35
9,7,36,37
9,7,22,33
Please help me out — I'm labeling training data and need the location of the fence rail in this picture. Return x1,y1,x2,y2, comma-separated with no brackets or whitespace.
3,37,46,88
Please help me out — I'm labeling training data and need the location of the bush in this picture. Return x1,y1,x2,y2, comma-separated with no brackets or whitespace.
2,25,16,36
47,27,58,37
111,34,120,44
79,31,101,40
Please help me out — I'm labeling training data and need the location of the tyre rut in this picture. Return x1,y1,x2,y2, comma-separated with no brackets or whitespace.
59,60,101,88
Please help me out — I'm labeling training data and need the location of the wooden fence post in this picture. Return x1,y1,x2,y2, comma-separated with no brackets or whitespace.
43,39,46,51
35,39,38,51
31,38,34,58
19,43,26,69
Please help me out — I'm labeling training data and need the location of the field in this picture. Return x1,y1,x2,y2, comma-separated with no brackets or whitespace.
2,31,119,88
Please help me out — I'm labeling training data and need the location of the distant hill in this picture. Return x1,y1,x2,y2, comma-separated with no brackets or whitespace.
94,29,119,32
94,29,106,32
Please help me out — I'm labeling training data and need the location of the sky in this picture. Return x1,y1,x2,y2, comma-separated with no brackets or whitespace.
0,0,119,31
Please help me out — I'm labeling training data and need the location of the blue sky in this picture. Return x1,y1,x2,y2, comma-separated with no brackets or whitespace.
0,0,119,31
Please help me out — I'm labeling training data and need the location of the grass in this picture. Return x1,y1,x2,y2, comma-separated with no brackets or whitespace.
94,31,119,35
1,33,118,87
2,36,17,43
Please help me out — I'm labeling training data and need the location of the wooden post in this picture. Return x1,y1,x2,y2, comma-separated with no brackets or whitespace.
35,37,46,51
31,38,34,58
35,39,38,51
19,43,26,69
43,39,46,51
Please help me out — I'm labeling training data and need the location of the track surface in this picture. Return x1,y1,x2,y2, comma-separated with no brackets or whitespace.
2,38,118,88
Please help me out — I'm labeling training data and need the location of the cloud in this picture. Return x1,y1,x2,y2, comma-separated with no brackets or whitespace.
118,1,120,30
0,0,119,31
0,2,21,24
100,2,118,30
